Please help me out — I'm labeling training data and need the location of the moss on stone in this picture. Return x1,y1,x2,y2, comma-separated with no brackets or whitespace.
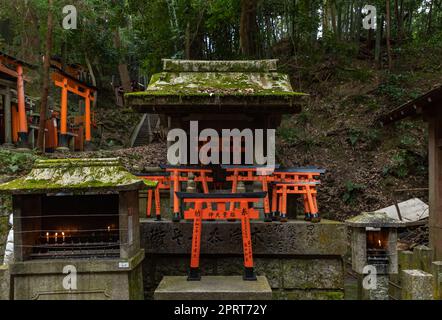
162,59,279,72
126,71,306,98
0,158,157,194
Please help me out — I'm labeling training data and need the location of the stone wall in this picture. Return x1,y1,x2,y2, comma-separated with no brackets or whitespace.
140,219,347,300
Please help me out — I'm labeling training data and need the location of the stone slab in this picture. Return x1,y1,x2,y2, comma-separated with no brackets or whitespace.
272,289,344,300
140,219,346,256
10,250,145,300
154,276,272,300
282,258,344,289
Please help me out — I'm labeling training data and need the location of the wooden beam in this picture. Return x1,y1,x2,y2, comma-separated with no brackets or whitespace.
0,63,18,78
52,71,96,100
429,110,442,260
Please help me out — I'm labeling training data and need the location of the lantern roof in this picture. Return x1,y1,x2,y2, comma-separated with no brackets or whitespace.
0,158,157,195
345,211,405,228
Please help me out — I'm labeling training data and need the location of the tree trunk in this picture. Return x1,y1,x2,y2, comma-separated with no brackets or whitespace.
385,0,393,70
428,0,434,34
37,0,54,151
239,0,258,57
85,54,98,109
375,14,383,69
113,29,132,92
330,1,338,38
185,21,191,59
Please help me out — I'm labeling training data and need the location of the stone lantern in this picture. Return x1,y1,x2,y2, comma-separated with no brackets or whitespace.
346,211,404,274
346,212,404,300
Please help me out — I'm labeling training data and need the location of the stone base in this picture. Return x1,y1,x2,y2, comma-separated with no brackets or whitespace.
141,218,346,300
154,276,272,300
10,250,145,300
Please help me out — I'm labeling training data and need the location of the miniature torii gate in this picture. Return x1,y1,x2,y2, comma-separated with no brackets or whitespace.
51,68,96,149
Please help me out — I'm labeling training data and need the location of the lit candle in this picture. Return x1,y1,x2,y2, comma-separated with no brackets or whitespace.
46,232,49,243
55,232,58,243
378,239,382,247
62,232,65,242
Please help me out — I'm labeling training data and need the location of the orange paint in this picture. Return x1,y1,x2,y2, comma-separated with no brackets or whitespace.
60,78,68,134
16,64,27,134
85,90,91,141
178,193,262,275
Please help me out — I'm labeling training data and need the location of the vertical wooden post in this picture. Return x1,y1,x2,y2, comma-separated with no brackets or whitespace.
3,85,12,145
172,170,181,221
16,64,28,147
146,189,153,218
188,203,202,281
85,89,91,142
240,204,256,280
58,77,69,150
428,112,442,260
154,186,161,219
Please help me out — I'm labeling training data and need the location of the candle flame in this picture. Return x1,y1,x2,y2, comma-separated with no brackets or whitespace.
378,239,382,247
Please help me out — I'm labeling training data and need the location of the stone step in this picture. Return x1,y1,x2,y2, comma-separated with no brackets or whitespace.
154,276,272,300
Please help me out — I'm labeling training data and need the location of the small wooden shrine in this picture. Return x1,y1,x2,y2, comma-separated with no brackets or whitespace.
126,59,306,162
380,84,442,260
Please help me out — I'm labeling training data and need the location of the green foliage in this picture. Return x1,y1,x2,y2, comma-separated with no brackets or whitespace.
382,149,427,178
0,150,40,175
277,125,299,145
342,181,365,204
377,73,409,103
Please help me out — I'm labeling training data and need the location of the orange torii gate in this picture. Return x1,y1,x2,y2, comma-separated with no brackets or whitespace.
0,52,33,147
51,69,96,149
176,192,265,281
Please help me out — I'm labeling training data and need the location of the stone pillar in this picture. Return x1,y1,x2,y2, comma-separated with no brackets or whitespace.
359,274,389,300
413,245,434,273
432,261,442,300
0,265,10,300
351,228,366,274
398,250,415,270
3,86,13,146
401,269,433,300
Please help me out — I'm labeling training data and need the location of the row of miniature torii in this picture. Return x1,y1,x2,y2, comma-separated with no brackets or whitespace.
135,164,325,281
135,164,325,223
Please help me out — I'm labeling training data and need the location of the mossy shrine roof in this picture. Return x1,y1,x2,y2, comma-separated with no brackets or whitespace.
126,59,306,114
345,212,405,228
0,158,157,195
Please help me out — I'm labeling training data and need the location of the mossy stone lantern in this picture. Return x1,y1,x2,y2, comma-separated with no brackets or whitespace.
345,212,404,275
